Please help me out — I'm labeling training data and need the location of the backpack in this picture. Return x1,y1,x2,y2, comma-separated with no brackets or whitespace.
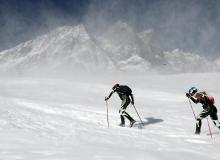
118,85,132,95
207,96,215,105
195,91,215,105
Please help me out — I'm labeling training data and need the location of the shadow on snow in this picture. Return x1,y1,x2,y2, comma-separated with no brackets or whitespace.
134,117,164,129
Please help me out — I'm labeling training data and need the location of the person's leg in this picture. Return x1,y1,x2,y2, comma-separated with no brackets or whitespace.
119,115,125,126
210,106,220,129
195,119,202,134
119,96,127,126
195,109,210,134
119,105,125,126
119,95,135,126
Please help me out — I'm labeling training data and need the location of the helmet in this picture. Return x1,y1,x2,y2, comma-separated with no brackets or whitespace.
188,87,198,96
112,84,120,90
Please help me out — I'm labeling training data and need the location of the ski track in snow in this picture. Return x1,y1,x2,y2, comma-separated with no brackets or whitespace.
0,74,220,160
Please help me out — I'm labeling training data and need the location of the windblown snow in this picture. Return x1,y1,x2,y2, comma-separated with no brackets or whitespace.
0,22,219,75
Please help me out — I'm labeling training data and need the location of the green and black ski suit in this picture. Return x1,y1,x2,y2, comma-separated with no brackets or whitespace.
189,92,220,134
107,86,135,125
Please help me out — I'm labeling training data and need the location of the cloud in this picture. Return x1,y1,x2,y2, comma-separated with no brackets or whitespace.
0,0,220,58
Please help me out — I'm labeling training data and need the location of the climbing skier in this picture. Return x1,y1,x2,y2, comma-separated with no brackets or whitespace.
105,84,136,127
186,87,220,134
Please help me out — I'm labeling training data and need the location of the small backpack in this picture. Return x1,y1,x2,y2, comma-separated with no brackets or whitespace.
195,91,215,105
207,95,215,105
118,85,132,95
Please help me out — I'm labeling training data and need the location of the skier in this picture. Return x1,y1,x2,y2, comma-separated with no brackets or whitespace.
105,84,136,127
186,87,220,134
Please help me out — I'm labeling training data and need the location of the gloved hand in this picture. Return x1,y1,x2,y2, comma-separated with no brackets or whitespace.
105,97,109,101
131,101,134,105
186,93,190,98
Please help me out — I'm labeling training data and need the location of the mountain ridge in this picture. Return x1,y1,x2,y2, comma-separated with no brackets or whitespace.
0,22,218,75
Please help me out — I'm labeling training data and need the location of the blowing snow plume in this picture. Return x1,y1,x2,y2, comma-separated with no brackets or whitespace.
0,25,112,76
0,22,219,76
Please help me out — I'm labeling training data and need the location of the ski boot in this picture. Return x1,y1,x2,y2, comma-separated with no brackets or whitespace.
130,120,136,128
119,123,125,127
119,116,125,127
195,119,201,134
195,124,201,134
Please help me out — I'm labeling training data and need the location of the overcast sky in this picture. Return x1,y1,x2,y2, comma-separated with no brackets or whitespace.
0,0,220,57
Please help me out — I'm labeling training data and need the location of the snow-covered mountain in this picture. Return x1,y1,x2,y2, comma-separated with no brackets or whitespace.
0,25,114,74
0,22,219,75
164,49,215,73
96,22,165,72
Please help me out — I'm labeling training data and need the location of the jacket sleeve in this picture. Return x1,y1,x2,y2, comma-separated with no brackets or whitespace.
190,96,199,103
107,91,115,99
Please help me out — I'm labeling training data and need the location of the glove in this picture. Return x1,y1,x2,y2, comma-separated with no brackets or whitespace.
186,93,190,98
105,97,109,101
131,101,134,105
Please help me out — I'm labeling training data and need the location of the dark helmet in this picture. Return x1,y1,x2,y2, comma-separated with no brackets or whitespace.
112,84,120,90
189,87,198,96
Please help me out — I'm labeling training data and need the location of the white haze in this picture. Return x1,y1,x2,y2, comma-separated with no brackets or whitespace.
0,22,220,76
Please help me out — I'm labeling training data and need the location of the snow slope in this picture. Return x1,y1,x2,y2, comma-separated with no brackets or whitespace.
0,73,220,160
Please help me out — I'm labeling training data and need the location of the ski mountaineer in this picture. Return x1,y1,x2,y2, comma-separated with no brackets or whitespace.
105,84,136,127
186,87,220,134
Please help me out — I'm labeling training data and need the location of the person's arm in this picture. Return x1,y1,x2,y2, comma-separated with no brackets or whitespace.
186,93,199,103
130,94,134,105
190,96,199,103
105,91,114,101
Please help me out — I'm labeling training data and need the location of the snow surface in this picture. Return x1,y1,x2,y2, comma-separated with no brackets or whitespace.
0,73,220,160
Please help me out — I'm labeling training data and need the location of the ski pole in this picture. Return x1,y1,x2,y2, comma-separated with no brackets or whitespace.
188,97,197,120
105,98,109,128
132,104,144,126
206,118,213,139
